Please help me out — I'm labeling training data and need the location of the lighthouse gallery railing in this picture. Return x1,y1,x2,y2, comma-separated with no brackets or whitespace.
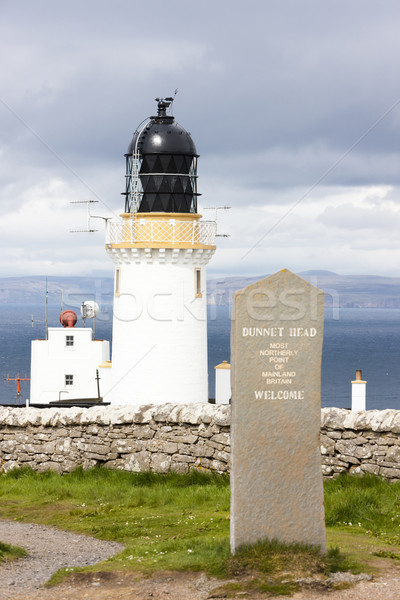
105,218,217,246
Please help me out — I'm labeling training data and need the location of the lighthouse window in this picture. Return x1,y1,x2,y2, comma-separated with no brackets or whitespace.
65,335,74,347
65,374,74,386
195,268,202,298
115,268,121,297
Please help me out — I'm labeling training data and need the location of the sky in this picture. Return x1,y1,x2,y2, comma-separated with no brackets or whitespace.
1,0,400,280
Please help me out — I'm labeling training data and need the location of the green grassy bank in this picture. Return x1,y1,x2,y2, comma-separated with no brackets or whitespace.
1,468,400,594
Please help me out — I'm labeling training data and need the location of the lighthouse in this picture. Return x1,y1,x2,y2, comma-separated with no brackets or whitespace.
106,97,216,405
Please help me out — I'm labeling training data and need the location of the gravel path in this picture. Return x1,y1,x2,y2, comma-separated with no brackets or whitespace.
0,519,124,599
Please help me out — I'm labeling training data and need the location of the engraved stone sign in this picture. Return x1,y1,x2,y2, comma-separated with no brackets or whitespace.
230,269,326,553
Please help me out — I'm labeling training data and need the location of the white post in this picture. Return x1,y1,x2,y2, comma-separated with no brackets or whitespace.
351,369,367,411
215,361,231,404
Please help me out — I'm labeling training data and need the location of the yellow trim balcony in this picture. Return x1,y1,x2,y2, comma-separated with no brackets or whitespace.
105,213,216,250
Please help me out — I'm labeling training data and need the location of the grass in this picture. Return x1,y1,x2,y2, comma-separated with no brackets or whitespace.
324,472,400,544
0,540,27,562
1,468,400,595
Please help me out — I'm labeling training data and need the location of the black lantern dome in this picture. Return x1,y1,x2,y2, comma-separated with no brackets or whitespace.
124,98,199,213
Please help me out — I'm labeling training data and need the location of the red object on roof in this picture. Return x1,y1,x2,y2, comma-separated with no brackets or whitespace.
60,310,78,328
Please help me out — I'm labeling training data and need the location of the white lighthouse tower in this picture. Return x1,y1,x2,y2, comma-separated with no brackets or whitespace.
106,98,216,405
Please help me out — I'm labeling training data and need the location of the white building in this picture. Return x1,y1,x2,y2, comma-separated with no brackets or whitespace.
214,361,231,404
30,314,111,404
106,97,216,405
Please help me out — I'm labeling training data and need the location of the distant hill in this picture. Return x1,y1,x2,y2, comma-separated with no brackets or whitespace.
0,271,399,308
0,276,114,305
207,271,400,308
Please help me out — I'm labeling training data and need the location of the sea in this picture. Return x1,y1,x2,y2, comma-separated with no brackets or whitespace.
0,304,399,410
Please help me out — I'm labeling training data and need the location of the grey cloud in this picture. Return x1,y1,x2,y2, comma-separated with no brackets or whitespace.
1,0,400,277
318,203,400,231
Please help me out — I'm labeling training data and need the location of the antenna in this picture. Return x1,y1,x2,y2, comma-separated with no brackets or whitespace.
169,89,178,115
4,374,30,405
31,277,49,339
70,200,99,233
202,206,231,238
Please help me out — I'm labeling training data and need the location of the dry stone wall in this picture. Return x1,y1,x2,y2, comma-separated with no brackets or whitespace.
321,407,400,480
0,404,231,475
1,405,400,479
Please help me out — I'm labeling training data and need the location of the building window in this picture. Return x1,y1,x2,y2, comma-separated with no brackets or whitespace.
65,374,74,386
115,268,121,297
65,335,74,347
195,268,202,298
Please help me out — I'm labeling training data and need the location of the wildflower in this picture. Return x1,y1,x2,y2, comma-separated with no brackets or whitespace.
187,549,193,553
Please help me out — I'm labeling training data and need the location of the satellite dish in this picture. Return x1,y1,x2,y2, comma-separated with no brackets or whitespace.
81,301,99,320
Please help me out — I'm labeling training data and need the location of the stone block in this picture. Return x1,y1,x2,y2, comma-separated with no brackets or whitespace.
87,425,100,435
379,466,400,479
386,446,400,463
342,431,357,439
0,440,16,452
211,432,230,445
212,405,231,427
354,445,372,459
192,443,214,458
360,463,380,475
17,453,32,462
198,428,214,438
320,435,335,455
376,460,398,467
55,438,72,455
162,442,179,454
180,404,214,425
204,440,224,451
83,443,110,455
110,439,138,454
210,459,228,472
349,465,362,475
36,461,62,473
321,408,348,430
170,434,198,444
58,407,85,426
322,465,333,476
172,453,196,463
353,436,368,445
214,449,230,463
335,440,356,455
322,457,349,467
195,457,211,469
131,405,158,424
124,451,151,472
151,453,171,473
86,452,117,461
325,431,341,439
377,437,392,446
129,425,155,440
60,459,80,473
390,414,400,434
152,403,178,422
